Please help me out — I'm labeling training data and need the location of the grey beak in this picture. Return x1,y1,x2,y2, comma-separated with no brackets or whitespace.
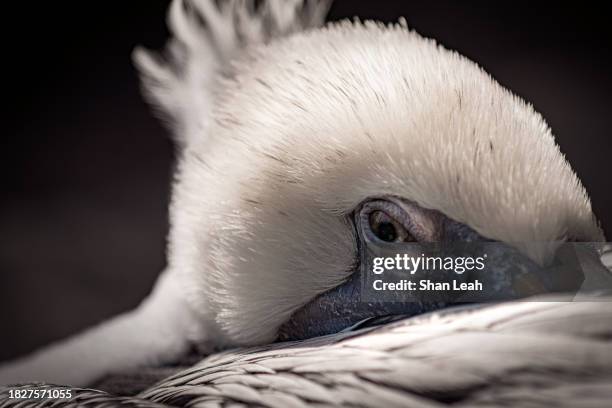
277,217,612,342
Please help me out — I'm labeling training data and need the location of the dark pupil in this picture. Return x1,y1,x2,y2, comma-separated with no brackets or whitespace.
376,222,397,242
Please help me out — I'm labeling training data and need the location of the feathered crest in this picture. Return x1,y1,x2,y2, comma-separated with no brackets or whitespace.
133,0,332,147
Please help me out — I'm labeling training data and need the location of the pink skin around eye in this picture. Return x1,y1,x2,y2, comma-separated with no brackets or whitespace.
360,198,444,243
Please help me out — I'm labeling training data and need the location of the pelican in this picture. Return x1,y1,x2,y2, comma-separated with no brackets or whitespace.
1,0,611,404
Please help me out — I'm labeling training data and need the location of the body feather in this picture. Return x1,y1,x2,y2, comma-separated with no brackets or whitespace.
3,299,612,407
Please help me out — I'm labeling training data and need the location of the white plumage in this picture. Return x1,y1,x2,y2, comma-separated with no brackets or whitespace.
0,0,607,394
149,0,602,347
3,300,612,407
133,0,331,147
139,300,612,407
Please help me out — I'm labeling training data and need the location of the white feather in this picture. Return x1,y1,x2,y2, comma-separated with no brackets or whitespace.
4,299,612,406
115,300,612,407
133,0,331,147
168,18,603,346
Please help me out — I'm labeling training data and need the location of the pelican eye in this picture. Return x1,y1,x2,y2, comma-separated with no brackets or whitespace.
368,211,399,242
372,218,397,242
363,203,416,243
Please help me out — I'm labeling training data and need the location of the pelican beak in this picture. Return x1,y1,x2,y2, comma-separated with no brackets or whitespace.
278,216,612,342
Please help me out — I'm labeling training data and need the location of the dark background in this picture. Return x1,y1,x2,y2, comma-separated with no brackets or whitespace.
1,1,610,361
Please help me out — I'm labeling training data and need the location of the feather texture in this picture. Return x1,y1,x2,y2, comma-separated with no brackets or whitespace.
167,17,603,346
2,299,611,407
133,0,331,147
142,299,612,407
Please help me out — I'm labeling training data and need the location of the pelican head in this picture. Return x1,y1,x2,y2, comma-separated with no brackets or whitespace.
137,1,606,347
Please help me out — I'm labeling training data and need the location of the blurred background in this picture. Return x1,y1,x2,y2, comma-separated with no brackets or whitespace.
1,0,610,361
